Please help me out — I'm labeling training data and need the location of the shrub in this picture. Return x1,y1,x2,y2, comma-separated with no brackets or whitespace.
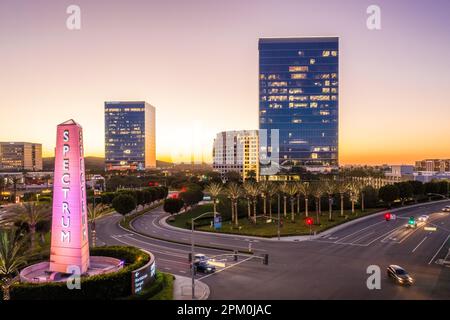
10,246,150,300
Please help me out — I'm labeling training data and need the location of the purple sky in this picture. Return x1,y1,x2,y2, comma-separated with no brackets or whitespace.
0,0,449,164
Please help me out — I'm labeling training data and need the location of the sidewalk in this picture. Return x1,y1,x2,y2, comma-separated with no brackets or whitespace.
173,275,210,300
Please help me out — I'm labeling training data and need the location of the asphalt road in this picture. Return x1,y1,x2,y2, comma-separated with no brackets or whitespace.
96,200,450,299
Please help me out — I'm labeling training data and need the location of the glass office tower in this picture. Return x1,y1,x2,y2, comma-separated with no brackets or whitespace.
104,101,156,171
259,37,339,177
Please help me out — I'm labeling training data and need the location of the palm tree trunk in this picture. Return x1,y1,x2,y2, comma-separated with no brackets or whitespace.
247,199,251,220
230,201,234,223
318,197,322,215
2,283,11,301
329,197,333,221
213,199,217,216
340,193,344,217
351,201,355,214
361,193,365,212
291,200,295,223
263,196,267,217
30,225,36,251
253,200,257,223
305,198,309,217
269,197,272,219
283,196,287,218
297,195,300,215
234,201,239,226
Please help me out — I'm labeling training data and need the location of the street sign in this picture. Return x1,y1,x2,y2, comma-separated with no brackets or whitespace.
214,214,222,229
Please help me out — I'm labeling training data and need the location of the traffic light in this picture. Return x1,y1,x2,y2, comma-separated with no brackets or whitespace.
408,216,415,226
305,217,314,226
384,213,391,221
263,254,269,265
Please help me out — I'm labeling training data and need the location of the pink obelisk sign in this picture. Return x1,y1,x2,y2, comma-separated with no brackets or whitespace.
50,120,90,274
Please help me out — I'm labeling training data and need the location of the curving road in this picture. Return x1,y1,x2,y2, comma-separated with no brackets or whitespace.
96,200,450,299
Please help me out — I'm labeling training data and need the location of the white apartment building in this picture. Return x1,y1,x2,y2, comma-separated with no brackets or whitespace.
212,130,259,181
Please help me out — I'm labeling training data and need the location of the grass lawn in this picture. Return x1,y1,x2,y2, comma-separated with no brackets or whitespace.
169,205,382,237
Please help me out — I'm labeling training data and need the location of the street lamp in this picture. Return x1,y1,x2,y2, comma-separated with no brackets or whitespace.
191,212,214,300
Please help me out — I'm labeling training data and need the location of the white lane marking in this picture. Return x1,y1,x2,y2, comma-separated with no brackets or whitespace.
121,235,187,257
157,258,189,266
111,235,187,258
366,224,406,246
428,234,450,265
348,232,374,244
179,270,187,274
335,221,385,243
412,237,428,253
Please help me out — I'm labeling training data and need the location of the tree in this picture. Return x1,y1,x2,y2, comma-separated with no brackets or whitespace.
296,182,311,217
279,182,291,218
245,170,257,183
179,189,203,209
204,183,223,218
225,183,242,226
323,180,336,221
243,182,260,223
163,198,184,215
409,181,424,198
378,184,399,207
87,203,108,247
266,182,278,219
224,171,241,183
347,182,360,214
0,228,28,300
395,182,414,205
310,182,324,225
285,183,298,223
12,202,50,251
335,180,348,217
112,194,136,216
258,181,271,217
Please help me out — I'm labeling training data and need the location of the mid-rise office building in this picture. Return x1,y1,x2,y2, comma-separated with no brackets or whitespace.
212,130,259,181
415,159,450,173
104,101,156,171
258,37,339,177
0,142,42,171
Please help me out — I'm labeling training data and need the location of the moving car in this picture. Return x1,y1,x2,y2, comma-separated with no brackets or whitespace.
193,253,208,263
387,265,414,285
442,205,450,212
418,215,429,222
194,261,216,274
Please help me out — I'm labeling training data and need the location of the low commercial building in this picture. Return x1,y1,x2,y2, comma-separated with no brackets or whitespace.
212,130,259,181
0,142,42,171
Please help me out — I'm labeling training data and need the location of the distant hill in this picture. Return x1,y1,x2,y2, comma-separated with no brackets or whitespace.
42,157,172,171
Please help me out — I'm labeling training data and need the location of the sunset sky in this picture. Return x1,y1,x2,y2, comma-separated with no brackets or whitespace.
0,0,449,165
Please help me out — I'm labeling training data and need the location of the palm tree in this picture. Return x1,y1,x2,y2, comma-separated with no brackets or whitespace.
296,182,311,217
87,203,108,247
358,181,366,212
336,180,349,217
12,202,50,251
323,180,336,221
242,182,253,220
285,183,298,223
204,183,223,218
266,182,278,219
347,181,360,214
243,182,260,223
311,182,324,225
258,181,272,217
279,182,291,218
0,228,28,300
225,183,242,227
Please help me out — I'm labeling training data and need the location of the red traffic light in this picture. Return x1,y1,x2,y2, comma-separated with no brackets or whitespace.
305,217,314,226
384,212,391,221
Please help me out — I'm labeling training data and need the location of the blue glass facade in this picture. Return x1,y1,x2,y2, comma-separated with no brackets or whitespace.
258,37,339,175
104,101,156,171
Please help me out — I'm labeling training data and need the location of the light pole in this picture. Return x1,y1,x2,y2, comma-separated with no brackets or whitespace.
191,212,214,300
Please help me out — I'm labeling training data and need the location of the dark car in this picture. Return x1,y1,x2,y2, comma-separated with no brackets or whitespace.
194,261,216,274
387,265,414,285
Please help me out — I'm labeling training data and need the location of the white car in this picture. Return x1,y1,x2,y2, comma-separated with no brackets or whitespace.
418,215,429,222
442,206,450,212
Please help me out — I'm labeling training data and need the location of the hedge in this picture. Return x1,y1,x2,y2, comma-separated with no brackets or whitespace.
10,246,150,300
123,272,173,300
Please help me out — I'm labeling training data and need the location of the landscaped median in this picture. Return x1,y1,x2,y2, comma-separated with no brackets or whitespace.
167,204,382,237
